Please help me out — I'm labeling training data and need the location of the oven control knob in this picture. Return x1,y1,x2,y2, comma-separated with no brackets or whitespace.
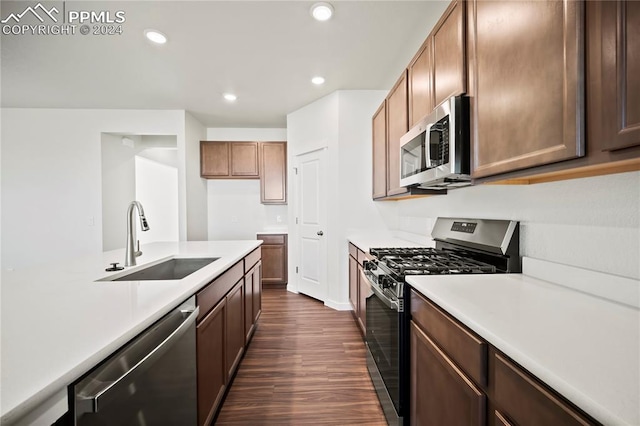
363,260,377,271
380,276,392,289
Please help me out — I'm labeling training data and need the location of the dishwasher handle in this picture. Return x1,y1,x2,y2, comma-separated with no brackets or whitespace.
75,304,199,415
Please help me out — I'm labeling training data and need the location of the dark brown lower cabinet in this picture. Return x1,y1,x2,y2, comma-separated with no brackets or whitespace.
225,280,244,381
196,251,262,426
257,234,287,285
408,289,599,426
196,299,226,426
348,254,358,313
244,270,254,344
492,351,594,426
244,262,262,344
252,263,262,325
410,321,486,426
357,266,369,335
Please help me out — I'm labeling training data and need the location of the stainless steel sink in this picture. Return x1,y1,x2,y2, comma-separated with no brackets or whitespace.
100,257,219,281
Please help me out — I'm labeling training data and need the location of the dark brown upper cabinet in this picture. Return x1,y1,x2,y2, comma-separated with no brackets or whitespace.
468,0,585,179
432,0,467,109
200,142,231,178
200,141,259,179
386,71,410,197
409,38,433,128
201,141,288,205
409,0,466,128
259,142,287,204
372,101,388,199
591,0,640,152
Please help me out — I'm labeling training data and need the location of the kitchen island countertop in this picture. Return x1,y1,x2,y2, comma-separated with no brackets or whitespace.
0,240,261,425
407,257,640,426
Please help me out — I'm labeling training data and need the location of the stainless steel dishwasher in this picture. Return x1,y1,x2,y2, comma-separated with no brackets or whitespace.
72,297,199,425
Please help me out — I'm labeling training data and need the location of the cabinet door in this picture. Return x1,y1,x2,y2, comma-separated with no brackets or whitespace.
261,243,287,285
410,321,486,426
357,266,369,335
244,269,254,344
230,142,260,178
349,255,358,312
225,280,244,381
386,71,410,196
372,101,388,199
196,299,226,426
409,39,433,127
252,263,262,324
469,0,585,178
597,1,640,151
200,142,230,178
260,142,287,204
432,0,466,107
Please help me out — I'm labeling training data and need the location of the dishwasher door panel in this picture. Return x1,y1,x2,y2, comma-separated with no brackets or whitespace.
72,298,198,426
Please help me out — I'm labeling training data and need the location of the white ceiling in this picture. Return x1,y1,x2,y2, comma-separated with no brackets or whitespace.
1,1,449,127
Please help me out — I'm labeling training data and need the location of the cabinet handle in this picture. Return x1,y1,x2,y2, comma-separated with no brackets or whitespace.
317,231,324,236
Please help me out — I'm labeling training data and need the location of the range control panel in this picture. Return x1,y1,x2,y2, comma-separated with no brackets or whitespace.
451,221,477,234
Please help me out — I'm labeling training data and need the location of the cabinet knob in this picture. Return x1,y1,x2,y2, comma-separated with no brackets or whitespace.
317,231,324,236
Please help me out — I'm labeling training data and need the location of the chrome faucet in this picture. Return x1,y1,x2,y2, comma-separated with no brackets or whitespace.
125,201,150,267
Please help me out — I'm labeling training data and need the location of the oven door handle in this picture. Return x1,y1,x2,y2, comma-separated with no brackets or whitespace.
370,282,400,312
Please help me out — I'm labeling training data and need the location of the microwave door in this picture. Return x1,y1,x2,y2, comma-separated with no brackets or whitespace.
401,132,425,179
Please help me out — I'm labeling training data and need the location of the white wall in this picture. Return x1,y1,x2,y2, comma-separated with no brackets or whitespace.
0,108,190,269
135,155,179,245
185,112,208,241
392,171,640,280
205,128,288,240
101,135,178,251
101,134,138,251
287,90,395,309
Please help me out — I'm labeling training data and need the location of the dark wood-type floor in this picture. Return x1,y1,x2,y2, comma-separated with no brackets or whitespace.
215,287,387,425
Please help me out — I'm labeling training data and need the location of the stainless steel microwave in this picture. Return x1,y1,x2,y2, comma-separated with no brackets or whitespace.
399,96,470,190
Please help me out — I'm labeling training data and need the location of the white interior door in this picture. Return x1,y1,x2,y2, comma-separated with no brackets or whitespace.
295,149,327,302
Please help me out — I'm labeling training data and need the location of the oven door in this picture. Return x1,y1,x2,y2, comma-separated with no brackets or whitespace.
366,281,402,420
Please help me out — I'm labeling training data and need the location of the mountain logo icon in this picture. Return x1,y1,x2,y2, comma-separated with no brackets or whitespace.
1,3,59,24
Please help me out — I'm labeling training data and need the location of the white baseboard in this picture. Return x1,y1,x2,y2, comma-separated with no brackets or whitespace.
324,299,353,311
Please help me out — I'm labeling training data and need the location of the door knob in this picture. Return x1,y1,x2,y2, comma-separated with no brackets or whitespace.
317,231,324,236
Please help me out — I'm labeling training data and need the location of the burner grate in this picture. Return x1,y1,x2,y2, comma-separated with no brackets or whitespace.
370,247,496,276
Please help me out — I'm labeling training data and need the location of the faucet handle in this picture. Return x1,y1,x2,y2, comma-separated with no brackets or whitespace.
135,240,143,257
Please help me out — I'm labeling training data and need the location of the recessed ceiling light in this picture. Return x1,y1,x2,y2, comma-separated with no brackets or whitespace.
144,29,167,44
223,93,237,101
310,2,334,21
311,76,325,85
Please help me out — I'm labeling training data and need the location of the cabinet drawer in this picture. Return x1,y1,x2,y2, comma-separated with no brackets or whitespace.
196,261,243,322
244,247,261,273
410,289,487,386
348,243,358,259
493,352,596,426
258,234,285,245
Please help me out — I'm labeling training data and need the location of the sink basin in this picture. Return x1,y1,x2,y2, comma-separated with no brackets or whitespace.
101,257,219,281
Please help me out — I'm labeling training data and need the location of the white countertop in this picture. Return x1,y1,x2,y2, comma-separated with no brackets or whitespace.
0,240,261,425
406,258,640,425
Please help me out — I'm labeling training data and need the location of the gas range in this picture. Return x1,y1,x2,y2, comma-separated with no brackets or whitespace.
363,218,521,426
364,218,521,304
